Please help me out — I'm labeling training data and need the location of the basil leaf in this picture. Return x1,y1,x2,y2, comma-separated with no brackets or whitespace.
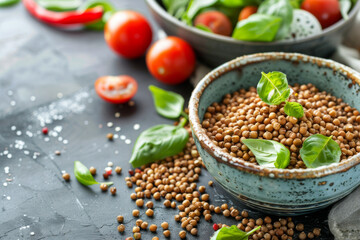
163,0,190,19
257,71,292,105
232,14,282,42
74,161,113,186
219,0,262,7
258,0,293,40
182,0,218,23
289,0,303,8
242,139,290,169
284,101,304,118
130,124,189,168
211,225,261,240
300,134,341,168
340,0,352,19
149,85,185,119
196,24,213,32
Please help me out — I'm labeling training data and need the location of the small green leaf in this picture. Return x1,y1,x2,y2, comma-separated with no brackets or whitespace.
37,0,82,11
196,24,213,32
232,14,282,42
300,134,341,168
211,225,261,240
149,85,185,119
284,101,304,118
242,139,290,169
74,161,113,186
130,124,189,168
258,0,293,40
340,0,352,19
257,71,292,105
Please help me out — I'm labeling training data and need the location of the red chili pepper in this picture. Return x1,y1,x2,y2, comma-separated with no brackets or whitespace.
23,0,103,27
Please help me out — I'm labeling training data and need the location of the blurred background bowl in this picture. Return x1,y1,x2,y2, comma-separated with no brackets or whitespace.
188,52,360,215
146,0,360,67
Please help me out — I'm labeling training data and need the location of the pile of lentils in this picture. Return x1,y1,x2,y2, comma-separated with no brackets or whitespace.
116,129,322,239
201,83,360,169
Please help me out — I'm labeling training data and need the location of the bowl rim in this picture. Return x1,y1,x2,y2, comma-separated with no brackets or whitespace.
146,0,360,46
189,52,360,179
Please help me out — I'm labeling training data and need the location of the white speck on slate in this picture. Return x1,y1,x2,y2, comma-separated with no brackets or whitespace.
30,96,36,102
24,150,30,155
57,92,63,99
10,101,16,106
115,127,121,132
125,139,131,144
107,122,113,128
3,183,7,187
30,232,35,236
63,140,68,144
120,135,126,140
113,134,119,139
7,154,12,159
6,196,11,200
4,167,9,174
107,162,113,167
133,124,140,130
11,126,16,131
16,131,22,136
7,90,13,96
115,112,120,118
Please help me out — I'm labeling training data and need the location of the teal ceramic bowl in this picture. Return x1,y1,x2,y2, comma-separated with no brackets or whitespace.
189,53,360,216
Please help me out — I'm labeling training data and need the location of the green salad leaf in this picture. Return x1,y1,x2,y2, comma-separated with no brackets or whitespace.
258,0,293,40
242,139,290,169
340,0,352,19
196,24,213,32
300,134,341,168
211,225,261,240
284,101,304,118
130,124,189,168
149,85,185,119
257,71,292,105
162,0,190,19
232,14,282,42
74,161,113,186
289,0,303,8
219,0,261,7
183,0,218,23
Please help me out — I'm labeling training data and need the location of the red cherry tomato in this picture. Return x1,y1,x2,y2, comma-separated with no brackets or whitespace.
95,75,138,104
194,11,232,36
301,0,342,29
104,11,152,58
146,37,196,85
238,6,258,21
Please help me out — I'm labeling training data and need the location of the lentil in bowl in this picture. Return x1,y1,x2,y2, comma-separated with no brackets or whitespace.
188,52,360,215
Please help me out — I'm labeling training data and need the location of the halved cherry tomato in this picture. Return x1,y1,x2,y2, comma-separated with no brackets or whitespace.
146,37,196,85
238,6,258,21
301,0,341,29
104,11,152,58
194,11,232,36
95,75,138,104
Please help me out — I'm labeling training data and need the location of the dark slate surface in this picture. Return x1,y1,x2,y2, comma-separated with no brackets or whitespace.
0,1,333,239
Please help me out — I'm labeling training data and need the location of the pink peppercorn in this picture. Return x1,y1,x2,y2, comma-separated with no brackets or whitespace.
42,127,48,135
213,223,219,231
129,170,134,176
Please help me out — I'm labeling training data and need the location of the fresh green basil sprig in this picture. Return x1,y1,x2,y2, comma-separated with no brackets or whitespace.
232,14,282,42
257,71,304,119
211,225,261,240
300,134,341,168
74,161,113,186
130,86,189,168
242,139,290,169
258,0,293,40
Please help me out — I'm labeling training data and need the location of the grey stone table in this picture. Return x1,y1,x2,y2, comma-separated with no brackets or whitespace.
0,1,333,239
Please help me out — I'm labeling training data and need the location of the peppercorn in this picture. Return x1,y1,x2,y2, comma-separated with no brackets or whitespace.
145,209,154,217
208,181,213,186
313,228,321,236
163,230,170,237
117,215,124,223
190,228,198,236
110,187,117,195
89,167,96,175
115,166,122,174
117,224,125,233
133,226,140,233
133,232,141,240
161,222,169,230
140,222,148,230
179,230,186,239
296,223,304,231
149,224,157,232
299,232,306,240
100,183,108,191
62,173,70,181
107,133,113,141
136,199,144,207
103,173,109,180
132,209,140,217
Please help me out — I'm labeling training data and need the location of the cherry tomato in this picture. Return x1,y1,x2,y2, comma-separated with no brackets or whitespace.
194,11,232,36
104,11,152,58
301,0,342,29
238,6,258,21
95,75,138,104
146,37,196,85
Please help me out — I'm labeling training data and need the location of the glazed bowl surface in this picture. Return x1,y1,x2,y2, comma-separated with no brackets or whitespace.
188,52,360,215
146,0,360,67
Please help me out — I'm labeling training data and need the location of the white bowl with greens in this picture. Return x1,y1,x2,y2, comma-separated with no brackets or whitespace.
147,0,360,66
